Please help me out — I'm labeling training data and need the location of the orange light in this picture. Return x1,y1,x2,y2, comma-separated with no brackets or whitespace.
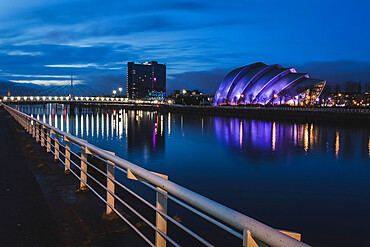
240,94,244,98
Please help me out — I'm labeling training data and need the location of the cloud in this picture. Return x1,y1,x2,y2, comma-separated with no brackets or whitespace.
2,73,70,78
0,50,43,56
45,63,99,68
10,79,83,85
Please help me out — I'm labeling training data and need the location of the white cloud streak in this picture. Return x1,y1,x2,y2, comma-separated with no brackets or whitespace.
2,73,71,78
10,79,83,85
45,63,98,68
0,50,44,56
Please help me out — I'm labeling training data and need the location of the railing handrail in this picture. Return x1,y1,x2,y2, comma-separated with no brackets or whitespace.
2,103,309,247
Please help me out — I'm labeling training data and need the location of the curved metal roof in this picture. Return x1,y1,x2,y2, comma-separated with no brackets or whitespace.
214,62,326,106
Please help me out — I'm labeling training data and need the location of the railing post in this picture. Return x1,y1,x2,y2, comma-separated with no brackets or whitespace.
54,132,60,161
28,118,33,135
46,128,51,152
35,123,40,142
64,136,71,173
41,126,45,147
106,151,116,215
27,117,31,134
243,228,259,247
80,145,88,191
32,120,36,138
155,173,168,247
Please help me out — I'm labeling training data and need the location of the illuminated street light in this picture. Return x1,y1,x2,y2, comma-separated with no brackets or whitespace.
182,90,187,94
113,90,117,96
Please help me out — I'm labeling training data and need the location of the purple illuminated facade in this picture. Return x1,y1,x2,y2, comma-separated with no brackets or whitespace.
214,62,326,106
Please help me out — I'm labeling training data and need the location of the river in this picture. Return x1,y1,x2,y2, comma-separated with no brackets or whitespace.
15,104,370,246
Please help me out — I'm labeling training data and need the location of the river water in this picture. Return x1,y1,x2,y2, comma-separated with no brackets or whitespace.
16,104,370,246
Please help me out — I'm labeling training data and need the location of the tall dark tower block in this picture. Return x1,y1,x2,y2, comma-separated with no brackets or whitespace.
127,61,166,99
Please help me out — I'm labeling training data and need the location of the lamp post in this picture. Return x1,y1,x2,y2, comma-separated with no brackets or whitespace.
118,87,122,96
113,90,117,97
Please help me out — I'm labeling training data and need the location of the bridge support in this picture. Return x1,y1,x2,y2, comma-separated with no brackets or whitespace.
69,104,75,115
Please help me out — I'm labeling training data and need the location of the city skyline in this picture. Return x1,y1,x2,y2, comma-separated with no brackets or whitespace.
0,0,369,94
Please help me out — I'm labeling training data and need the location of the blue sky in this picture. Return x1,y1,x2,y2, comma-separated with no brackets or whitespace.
0,0,369,94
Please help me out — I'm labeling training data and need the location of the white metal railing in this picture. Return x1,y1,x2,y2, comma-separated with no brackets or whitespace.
2,103,309,247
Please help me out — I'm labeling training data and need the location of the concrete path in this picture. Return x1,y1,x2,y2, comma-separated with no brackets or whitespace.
0,107,67,246
0,107,149,246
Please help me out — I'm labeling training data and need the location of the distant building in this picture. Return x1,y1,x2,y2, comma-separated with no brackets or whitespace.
214,62,326,106
169,89,212,106
127,61,166,99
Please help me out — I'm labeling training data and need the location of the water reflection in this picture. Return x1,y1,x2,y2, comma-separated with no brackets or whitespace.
14,104,370,161
213,117,370,159
16,104,166,161
335,129,340,159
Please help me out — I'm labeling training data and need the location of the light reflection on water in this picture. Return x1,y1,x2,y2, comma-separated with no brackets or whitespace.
16,104,370,246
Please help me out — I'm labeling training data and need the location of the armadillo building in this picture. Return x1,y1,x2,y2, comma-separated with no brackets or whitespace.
214,62,326,106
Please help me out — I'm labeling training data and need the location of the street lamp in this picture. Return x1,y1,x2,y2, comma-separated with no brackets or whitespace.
113,90,117,96
118,87,122,96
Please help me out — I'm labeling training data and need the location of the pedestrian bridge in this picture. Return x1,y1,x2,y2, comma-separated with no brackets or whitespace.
1,95,167,105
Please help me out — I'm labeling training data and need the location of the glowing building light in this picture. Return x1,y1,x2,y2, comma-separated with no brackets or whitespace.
335,129,340,159
304,123,309,154
272,122,276,151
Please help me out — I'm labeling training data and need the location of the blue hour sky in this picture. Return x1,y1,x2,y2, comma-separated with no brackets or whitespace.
0,0,369,94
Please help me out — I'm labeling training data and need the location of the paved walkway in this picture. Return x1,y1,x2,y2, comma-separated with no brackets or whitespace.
0,106,148,246
0,107,67,246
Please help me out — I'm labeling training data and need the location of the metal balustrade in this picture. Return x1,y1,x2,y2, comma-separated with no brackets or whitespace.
2,102,309,247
